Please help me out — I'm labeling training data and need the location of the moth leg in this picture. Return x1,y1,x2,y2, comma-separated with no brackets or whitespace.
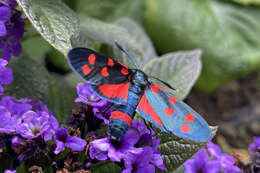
144,119,153,135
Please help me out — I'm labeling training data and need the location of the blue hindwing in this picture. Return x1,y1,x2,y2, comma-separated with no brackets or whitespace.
144,84,211,142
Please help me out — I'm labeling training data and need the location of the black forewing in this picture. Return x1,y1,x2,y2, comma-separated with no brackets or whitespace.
67,47,131,85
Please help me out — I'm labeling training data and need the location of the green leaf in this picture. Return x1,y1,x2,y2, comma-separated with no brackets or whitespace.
5,54,49,101
21,36,51,64
154,129,204,172
113,18,157,68
79,16,156,68
46,47,71,72
46,74,77,124
17,0,80,55
75,0,144,23
171,166,185,173
145,0,260,93
91,161,122,173
231,0,260,5
143,50,202,99
16,162,27,173
5,55,76,123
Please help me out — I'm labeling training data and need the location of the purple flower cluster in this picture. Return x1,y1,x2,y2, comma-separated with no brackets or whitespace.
248,136,260,154
89,121,165,173
184,142,241,173
0,59,12,95
0,0,24,61
75,82,112,124
0,96,86,153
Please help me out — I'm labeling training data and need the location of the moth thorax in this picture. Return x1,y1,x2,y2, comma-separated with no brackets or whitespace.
131,70,148,87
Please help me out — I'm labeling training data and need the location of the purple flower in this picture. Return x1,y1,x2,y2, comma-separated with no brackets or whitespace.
0,6,11,36
75,82,113,123
11,136,25,147
0,0,18,8
90,127,142,162
0,96,32,116
0,59,13,95
219,153,241,173
207,142,241,173
123,146,160,173
16,111,52,139
0,106,16,133
0,0,24,61
249,136,260,153
207,141,222,159
4,170,16,173
150,139,165,170
75,82,110,108
54,126,86,154
89,137,110,161
184,149,221,173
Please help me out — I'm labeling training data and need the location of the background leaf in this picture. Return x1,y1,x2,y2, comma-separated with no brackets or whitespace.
75,0,144,23
145,0,260,93
143,50,202,99
17,0,80,55
5,55,76,123
21,35,51,64
79,16,157,69
113,18,157,68
91,161,122,173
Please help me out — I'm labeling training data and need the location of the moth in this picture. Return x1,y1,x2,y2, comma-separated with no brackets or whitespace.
68,43,211,142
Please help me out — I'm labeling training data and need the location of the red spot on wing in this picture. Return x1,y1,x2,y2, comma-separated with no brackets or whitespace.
169,97,178,104
101,67,109,77
137,94,163,126
184,113,195,123
108,58,114,67
88,54,96,65
82,64,91,75
150,85,159,93
118,62,128,69
164,107,174,115
121,68,129,75
154,83,169,92
110,111,132,126
97,83,129,102
180,124,190,133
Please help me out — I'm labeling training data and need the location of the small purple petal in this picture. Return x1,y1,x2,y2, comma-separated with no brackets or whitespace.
11,136,24,147
0,22,7,36
75,82,110,107
207,141,222,159
204,160,222,173
0,106,16,133
0,96,32,116
54,140,65,154
65,136,86,151
4,170,16,173
89,137,110,160
54,126,86,154
249,136,260,153
0,6,11,21
0,85,3,95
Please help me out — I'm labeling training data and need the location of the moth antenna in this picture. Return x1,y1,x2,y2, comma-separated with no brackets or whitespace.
115,41,140,69
150,76,176,91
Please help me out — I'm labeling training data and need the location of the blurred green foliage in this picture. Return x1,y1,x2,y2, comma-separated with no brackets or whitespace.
145,0,260,93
